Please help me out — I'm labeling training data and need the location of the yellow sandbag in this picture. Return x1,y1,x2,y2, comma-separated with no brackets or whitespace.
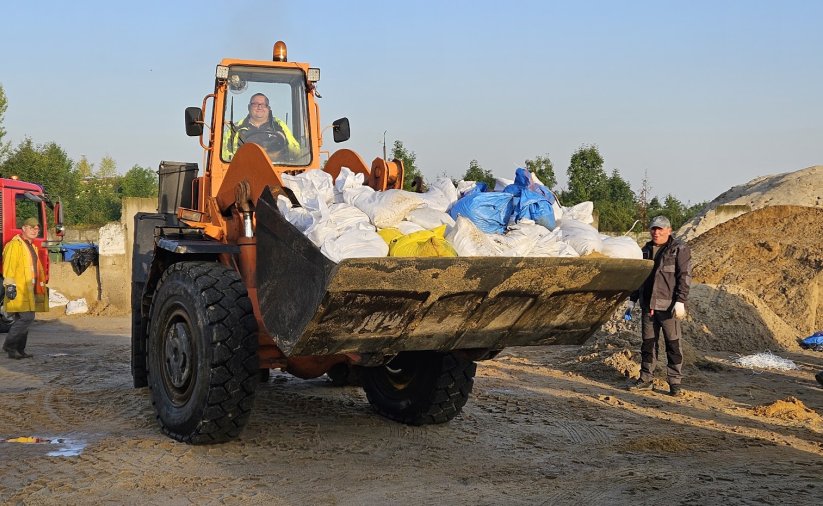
378,227,403,245
389,225,457,257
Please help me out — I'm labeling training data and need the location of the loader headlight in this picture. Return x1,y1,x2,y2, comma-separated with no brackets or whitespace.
216,65,229,80
307,68,320,83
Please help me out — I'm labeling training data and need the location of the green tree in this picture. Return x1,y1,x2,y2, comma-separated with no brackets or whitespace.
524,154,556,189
120,164,158,197
76,155,94,179
0,138,81,221
390,140,422,191
0,84,9,162
77,179,122,224
462,159,495,189
97,155,117,179
597,169,637,232
563,144,608,204
0,138,87,227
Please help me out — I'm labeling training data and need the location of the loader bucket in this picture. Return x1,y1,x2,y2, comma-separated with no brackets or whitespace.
255,188,652,358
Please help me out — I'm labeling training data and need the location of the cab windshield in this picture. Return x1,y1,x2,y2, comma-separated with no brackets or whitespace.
221,66,311,166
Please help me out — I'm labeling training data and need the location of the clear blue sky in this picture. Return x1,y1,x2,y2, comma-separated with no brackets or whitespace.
2,0,821,204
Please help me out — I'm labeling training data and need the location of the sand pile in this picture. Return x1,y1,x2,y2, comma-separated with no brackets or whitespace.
688,205,823,338
752,397,822,424
678,165,823,242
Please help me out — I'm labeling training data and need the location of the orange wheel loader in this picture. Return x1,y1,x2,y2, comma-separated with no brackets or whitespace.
131,41,652,444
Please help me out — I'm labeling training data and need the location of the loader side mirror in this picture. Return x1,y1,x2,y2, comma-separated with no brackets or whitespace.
332,117,350,143
54,198,64,238
185,107,204,137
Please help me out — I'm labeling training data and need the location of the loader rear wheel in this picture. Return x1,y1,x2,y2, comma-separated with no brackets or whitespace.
146,262,259,444
361,351,476,425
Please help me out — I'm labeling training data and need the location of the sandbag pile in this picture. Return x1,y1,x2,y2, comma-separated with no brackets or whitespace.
275,167,642,262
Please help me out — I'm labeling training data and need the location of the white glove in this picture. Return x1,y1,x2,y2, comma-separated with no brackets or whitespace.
673,301,686,320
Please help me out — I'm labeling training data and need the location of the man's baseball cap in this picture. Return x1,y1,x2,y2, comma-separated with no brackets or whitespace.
649,215,671,229
22,217,40,228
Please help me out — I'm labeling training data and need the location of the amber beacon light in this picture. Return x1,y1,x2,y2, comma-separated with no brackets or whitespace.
273,41,287,62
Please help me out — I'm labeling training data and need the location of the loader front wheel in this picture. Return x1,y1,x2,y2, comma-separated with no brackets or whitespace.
361,351,476,425
146,262,258,444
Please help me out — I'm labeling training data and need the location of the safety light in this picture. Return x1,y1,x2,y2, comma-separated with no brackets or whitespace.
307,68,320,83
179,209,204,222
216,65,229,80
273,41,287,62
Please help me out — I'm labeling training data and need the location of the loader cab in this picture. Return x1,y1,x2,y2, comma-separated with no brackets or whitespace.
220,66,312,166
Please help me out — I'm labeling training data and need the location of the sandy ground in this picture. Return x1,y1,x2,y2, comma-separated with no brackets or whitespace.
2,312,822,506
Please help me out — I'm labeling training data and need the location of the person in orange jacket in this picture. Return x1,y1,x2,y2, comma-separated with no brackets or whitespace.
2,217,46,359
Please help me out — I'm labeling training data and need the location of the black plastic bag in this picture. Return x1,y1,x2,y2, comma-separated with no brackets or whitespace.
71,248,98,276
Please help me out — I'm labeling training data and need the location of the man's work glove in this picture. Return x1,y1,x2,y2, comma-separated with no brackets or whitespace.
673,301,686,320
5,284,17,301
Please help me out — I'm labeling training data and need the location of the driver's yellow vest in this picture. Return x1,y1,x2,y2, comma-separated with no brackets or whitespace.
222,116,300,160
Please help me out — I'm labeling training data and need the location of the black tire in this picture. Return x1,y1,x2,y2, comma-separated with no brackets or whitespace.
146,262,259,444
326,363,348,386
361,351,476,425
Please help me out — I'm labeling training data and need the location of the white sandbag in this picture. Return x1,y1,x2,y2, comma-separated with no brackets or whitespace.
396,221,426,235
428,177,460,210
558,218,603,255
344,187,425,228
601,236,643,259
321,225,389,263
65,298,89,315
456,180,478,197
490,220,549,256
326,203,372,232
333,167,365,203
562,201,594,224
445,216,502,256
415,186,452,213
49,289,69,308
303,203,373,247
407,207,456,230
277,195,316,232
532,234,579,257
494,177,514,192
281,170,334,211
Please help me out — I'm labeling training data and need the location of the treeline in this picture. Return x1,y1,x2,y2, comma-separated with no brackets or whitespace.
392,140,707,232
0,139,157,226
0,84,157,226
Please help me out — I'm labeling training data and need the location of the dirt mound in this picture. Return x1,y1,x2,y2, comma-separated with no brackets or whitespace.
678,165,823,241
683,284,802,353
688,205,823,337
752,397,822,424
87,300,130,317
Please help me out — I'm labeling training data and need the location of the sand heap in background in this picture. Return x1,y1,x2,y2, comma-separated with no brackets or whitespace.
688,205,823,338
678,165,823,242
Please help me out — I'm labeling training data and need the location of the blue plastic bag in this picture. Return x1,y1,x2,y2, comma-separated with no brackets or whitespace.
800,331,823,351
503,167,556,229
448,191,514,234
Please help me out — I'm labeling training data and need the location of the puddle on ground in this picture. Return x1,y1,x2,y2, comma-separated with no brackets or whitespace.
47,438,86,457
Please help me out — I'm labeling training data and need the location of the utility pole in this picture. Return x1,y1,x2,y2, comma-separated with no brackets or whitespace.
382,130,387,160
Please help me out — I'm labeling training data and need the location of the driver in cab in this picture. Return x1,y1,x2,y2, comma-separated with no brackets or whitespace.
223,93,300,160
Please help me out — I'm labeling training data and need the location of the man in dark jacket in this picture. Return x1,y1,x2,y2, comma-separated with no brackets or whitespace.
626,215,691,396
